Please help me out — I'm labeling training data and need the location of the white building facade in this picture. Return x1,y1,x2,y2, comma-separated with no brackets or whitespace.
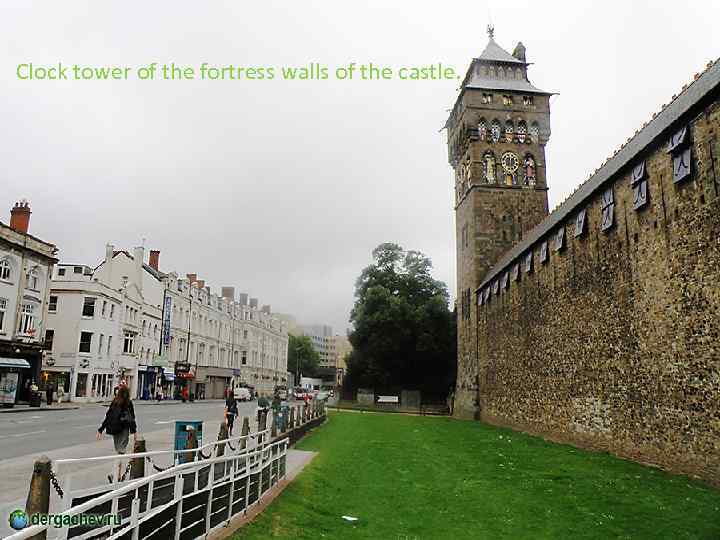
45,244,289,402
0,201,58,406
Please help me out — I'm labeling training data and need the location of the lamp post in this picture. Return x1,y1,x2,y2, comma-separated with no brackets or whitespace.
295,343,302,390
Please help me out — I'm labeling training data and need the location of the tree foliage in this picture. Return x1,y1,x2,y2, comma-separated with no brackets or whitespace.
344,243,457,396
287,334,321,380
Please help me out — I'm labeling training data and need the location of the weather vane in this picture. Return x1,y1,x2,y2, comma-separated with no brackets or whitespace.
487,24,495,39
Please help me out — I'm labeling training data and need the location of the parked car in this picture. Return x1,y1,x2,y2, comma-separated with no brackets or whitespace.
234,386,252,402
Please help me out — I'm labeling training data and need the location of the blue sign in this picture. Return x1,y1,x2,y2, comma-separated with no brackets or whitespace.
162,295,172,346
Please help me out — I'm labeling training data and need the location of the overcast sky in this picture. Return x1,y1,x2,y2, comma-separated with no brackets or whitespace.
1,1,718,334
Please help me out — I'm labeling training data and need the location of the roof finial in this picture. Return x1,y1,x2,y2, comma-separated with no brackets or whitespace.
487,24,495,40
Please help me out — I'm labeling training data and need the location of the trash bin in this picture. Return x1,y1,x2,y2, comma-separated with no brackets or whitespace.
29,392,41,407
174,420,203,463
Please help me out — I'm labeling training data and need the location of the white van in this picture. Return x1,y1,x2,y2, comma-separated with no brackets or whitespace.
234,386,251,402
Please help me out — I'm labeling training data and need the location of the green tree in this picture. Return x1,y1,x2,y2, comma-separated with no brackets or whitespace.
287,334,321,380
344,243,457,396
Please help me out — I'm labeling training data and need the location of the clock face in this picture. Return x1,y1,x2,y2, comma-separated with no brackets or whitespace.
501,152,519,173
490,124,501,142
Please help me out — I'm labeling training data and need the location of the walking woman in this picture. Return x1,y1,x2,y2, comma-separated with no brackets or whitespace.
224,392,238,436
97,386,137,482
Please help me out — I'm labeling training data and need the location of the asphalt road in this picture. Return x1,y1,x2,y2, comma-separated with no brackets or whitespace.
0,399,260,461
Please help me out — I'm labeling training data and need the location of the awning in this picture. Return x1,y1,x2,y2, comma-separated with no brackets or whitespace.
0,358,31,369
163,368,175,381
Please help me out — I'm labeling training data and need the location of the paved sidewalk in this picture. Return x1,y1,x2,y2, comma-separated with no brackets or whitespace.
0,404,80,413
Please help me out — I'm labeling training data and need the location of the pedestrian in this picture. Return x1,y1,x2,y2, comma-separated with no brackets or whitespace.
97,386,137,483
224,392,238,436
45,381,54,406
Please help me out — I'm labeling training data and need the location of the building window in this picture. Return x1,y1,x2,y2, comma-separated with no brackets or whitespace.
26,268,39,290
523,95,534,106
20,303,35,334
57,268,66,277
98,334,104,356
0,259,11,281
79,331,93,353
529,122,539,143
0,297,6,331
82,297,95,318
48,296,58,313
242,351,247,365
110,304,115,319
123,332,135,354
44,329,54,351
600,188,615,231
107,335,112,356
101,301,107,317
73,266,83,274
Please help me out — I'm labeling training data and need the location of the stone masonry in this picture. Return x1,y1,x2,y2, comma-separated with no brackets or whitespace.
470,55,720,485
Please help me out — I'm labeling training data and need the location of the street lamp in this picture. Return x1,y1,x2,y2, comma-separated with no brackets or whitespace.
295,343,302,389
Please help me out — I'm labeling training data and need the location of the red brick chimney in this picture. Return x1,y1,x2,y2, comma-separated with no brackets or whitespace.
186,273,197,283
10,200,31,233
149,250,160,271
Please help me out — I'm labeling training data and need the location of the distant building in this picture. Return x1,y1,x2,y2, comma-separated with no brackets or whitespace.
300,323,333,370
0,201,58,406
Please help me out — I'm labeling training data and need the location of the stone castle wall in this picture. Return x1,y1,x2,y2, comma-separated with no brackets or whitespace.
473,79,720,485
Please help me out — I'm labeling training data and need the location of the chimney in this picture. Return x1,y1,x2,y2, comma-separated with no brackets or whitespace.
133,246,144,292
186,273,197,283
221,287,235,300
250,298,258,308
262,305,271,314
238,293,248,306
10,200,31,233
149,250,160,271
196,279,205,290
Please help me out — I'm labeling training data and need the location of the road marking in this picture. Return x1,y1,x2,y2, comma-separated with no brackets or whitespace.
12,430,46,438
72,424,99,429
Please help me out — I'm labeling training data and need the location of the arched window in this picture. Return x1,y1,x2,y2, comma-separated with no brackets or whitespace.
0,259,12,281
490,120,501,143
483,152,497,184
529,122,540,143
524,154,537,186
478,119,487,141
26,267,39,290
505,121,514,143
517,120,527,143
498,67,505,79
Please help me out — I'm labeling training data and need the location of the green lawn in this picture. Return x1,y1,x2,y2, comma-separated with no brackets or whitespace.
235,411,720,540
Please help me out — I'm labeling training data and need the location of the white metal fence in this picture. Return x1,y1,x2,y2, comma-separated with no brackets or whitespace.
8,399,327,540
8,435,288,540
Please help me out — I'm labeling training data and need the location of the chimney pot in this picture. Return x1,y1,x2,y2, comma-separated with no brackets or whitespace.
149,250,160,271
10,200,31,233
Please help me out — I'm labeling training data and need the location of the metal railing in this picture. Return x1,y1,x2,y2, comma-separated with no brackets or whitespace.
9,398,327,540
8,437,289,540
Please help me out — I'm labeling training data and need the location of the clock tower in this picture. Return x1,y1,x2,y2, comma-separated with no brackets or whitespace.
447,27,553,418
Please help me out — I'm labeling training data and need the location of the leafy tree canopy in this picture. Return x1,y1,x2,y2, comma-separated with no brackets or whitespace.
345,243,456,396
287,334,321,380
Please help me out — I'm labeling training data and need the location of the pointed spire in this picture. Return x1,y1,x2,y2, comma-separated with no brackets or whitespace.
487,24,495,40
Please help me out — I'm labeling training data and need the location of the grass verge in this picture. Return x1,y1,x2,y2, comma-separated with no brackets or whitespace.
235,410,720,539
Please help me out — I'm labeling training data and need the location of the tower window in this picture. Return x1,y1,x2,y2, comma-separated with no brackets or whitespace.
523,154,536,186
502,95,514,106
483,152,497,183
504,121,514,143
529,122,540,143
523,95,534,106
517,121,527,143
490,120,501,143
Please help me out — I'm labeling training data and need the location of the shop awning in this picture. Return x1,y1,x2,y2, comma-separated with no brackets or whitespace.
0,358,31,369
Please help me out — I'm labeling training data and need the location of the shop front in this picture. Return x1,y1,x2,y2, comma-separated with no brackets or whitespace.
196,366,233,399
0,341,42,405
0,358,32,407
137,365,159,400
160,367,175,399
39,367,71,403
